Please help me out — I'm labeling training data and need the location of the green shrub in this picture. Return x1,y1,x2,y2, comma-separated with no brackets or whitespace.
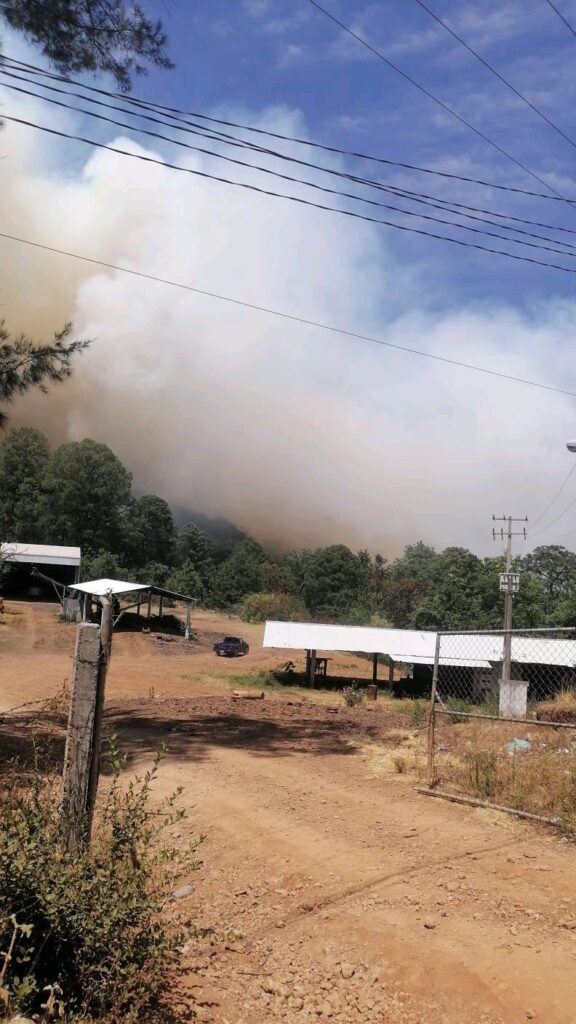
238,592,309,624
410,700,428,726
0,741,201,1021
463,746,499,798
342,686,365,708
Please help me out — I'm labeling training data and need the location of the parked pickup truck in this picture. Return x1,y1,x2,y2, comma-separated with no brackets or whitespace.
213,635,249,657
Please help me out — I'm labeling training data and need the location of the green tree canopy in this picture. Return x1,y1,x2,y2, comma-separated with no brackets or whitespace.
211,540,270,609
522,546,576,605
167,560,202,599
1,0,173,90
176,522,214,572
300,544,366,616
124,494,175,568
0,427,49,541
412,547,484,631
0,322,90,428
81,548,126,582
40,438,132,552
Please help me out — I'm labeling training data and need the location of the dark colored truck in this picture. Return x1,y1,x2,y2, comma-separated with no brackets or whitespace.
213,635,249,657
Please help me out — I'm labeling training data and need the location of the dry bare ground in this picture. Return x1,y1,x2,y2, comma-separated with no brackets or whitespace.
3,602,576,1022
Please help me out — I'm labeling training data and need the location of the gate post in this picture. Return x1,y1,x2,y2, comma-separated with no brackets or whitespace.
427,633,441,787
61,596,113,850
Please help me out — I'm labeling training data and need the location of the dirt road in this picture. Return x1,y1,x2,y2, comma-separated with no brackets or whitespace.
4,603,576,1022
109,695,576,1024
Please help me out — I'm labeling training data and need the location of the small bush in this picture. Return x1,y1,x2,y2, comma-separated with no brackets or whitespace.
342,686,365,708
393,755,408,774
0,741,202,1021
462,746,499,798
238,592,309,624
410,700,428,726
444,698,473,724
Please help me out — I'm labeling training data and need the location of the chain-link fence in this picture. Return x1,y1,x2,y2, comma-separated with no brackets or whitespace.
426,628,576,826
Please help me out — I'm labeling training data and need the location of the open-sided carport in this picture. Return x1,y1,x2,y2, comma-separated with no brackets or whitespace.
263,620,447,687
71,577,197,639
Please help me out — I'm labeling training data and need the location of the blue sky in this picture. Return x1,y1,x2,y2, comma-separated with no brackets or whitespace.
130,0,576,309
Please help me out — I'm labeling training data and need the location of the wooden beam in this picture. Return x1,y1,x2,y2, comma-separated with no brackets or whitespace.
185,602,192,641
158,594,164,619
147,589,152,620
61,603,113,851
372,652,378,684
388,659,395,687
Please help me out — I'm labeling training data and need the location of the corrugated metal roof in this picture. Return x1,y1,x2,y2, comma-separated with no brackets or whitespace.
1,542,81,566
263,621,576,669
71,578,149,596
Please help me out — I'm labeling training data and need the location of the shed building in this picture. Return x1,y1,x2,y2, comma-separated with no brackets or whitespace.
1,542,81,598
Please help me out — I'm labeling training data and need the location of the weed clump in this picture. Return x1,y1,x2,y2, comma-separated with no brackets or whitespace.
409,700,428,726
0,740,202,1021
342,686,365,708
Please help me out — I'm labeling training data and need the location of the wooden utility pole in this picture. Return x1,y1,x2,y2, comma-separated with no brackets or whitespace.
61,595,113,850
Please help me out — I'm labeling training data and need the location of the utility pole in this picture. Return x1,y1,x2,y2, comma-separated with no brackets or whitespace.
492,515,527,683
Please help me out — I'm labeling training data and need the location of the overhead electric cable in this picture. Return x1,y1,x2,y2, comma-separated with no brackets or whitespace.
2,82,575,258
4,53,576,204
3,66,576,251
4,111,576,271
530,463,576,529
305,0,573,203
544,0,576,38
413,0,576,154
1,228,576,399
528,491,576,537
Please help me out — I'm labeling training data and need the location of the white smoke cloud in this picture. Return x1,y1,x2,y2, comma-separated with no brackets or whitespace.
1,74,576,557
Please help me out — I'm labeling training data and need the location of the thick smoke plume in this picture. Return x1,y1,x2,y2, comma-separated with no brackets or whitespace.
1,80,576,555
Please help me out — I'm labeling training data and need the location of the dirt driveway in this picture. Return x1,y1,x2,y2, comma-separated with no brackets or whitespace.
115,695,576,1024
3,603,576,1022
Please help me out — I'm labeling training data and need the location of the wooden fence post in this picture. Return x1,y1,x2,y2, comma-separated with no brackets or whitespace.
61,597,113,850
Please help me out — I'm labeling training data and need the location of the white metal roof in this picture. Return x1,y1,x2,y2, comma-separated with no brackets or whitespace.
1,542,81,567
263,621,437,660
440,634,576,669
71,578,149,597
263,621,576,669
407,654,491,668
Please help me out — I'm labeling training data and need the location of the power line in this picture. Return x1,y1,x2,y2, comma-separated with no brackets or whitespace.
544,0,576,38
4,53,576,204
5,111,576,273
1,227,576,399
305,0,573,204
3,65,576,252
412,0,576,154
528,491,576,537
530,463,576,529
3,81,576,260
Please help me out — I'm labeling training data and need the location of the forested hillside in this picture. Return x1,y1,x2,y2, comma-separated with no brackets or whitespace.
1,427,575,630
